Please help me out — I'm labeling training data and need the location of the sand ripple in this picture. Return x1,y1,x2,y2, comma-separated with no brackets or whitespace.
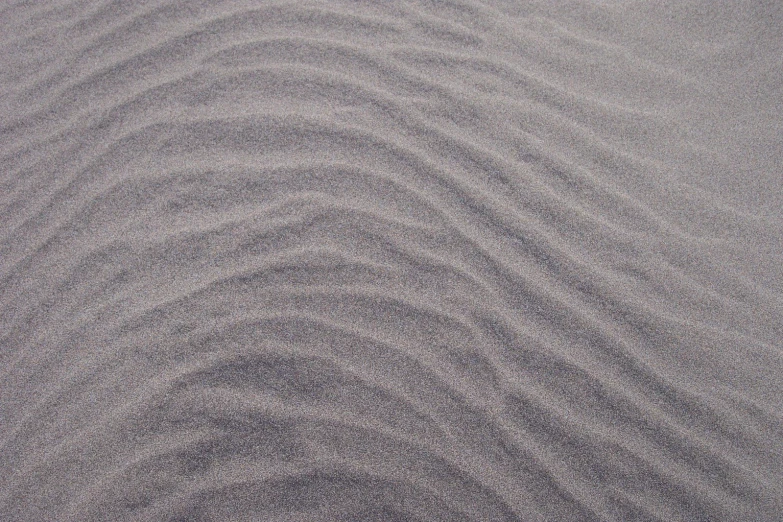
2,1,782,520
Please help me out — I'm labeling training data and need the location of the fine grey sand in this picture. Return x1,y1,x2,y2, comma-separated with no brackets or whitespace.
1,1,782,520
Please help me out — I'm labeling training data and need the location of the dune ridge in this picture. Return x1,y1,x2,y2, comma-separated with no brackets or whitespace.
2,1,782,520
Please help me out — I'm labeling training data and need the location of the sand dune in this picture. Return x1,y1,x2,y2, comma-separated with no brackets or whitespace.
2,1,782,520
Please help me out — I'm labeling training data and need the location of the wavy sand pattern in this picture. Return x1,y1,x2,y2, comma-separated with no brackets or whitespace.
2,1,782,520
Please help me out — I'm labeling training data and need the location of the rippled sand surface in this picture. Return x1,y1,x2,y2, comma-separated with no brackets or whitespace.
2,1,782,520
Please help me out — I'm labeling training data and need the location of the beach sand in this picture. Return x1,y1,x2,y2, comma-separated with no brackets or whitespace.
1,1,782,520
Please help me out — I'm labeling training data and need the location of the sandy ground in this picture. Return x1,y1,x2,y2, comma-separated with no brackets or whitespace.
1,1,782,520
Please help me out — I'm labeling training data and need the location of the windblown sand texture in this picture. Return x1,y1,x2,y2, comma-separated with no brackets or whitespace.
2,1,783,520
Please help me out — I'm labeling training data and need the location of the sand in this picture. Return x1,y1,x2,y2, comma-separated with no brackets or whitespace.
1,1,782,520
